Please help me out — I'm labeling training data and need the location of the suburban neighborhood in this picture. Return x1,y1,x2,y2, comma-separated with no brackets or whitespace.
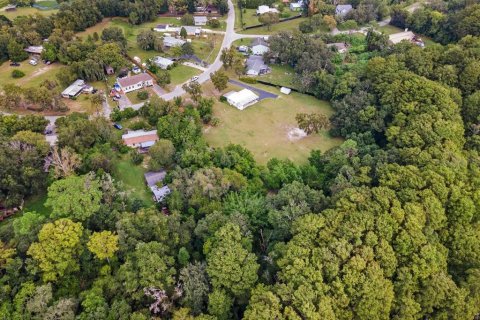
1,0,480,318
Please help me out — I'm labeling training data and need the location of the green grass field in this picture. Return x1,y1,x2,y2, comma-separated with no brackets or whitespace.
169,64,201,86
114,155,155,206
204,83,343,164
0,63,65,88
1,7,58,19
255,64,299,90
238,17,307,35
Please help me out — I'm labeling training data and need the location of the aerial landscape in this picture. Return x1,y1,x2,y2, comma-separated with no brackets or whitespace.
1,0,480,318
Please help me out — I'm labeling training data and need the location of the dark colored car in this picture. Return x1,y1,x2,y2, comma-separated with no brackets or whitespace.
10,62,20,66
113,123,123,130
92,89,98,94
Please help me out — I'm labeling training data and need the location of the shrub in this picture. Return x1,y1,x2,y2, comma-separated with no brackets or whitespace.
219,96,227,102
208,19,221,28
279,12,291,19
11,70,25,78
299,20,313,33
130,150,144,165
239,76,257,84
130,120,149,131
137,90,149,100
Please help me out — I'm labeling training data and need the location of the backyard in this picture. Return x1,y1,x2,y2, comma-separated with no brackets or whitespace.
204,83,343,164
0,6,58,19
238,16,308,35
255,64,299,90
169,64,201,86
113,155,155,206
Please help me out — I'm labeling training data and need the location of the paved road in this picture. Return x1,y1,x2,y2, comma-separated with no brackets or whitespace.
229,79,277,100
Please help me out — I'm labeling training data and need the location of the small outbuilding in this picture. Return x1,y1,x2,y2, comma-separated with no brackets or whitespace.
224,89,259,110
280,87,291,95
290,1,303,11
256,5,278,15
24,46,43,56
105,65,114,75
335,4,353,17
327,42,348,53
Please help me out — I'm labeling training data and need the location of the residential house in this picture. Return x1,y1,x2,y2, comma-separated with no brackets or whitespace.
256,5,279,15
117,73,154,93
153,56,174,69
153,24,169,32
327,42,348,53
223,89,259,110
179,26,202,36
290,1,303,11
335,4,353,17
251,38,269,55
194,16,208,26
246,55,270,76
61,79,85,99
122,129,159,149
163,36,186,47
389,31,416,44
144,171,171,202
24,46,43,57
5,4,16,11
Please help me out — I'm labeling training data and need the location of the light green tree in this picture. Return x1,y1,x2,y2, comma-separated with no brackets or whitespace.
27,219,83,282
87,231,119,261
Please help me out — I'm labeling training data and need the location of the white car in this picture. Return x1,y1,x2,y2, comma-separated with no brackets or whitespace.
191,76,199,82
29,59,38,66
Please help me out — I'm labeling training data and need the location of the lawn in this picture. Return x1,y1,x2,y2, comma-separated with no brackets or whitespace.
255,64,298,90
237,8,259,29
204,83,343,164
1,6,58,19
169,64,201,86
0,62,65,88
113,155,155,206
33,0,59,9
238,17,308,35
191,34,223,64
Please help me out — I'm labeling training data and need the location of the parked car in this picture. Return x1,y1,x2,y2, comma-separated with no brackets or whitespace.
9,62,20,66
44,60,51,65
113,123,123,130
92,89,98,94
112,97,119,102
29,59,38,66
191,76,199,82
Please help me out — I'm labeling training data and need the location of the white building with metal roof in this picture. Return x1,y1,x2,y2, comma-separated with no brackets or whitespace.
224,89,259,110
61,80,85,99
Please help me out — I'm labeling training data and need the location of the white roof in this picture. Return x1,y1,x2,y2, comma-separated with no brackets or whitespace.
280,87,291,94
227,89,259,106
257,5,278,14
151,185,171,202
290,2,302,8
163,36,186,46
153,56,174,66
62,79,85,97
122,129,158,140
25,45,43,54
252,44,269,55
194,16,208,22
389,31,415,44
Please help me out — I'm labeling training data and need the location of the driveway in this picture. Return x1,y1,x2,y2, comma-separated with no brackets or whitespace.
152,84,167,96
228,79,277,100
117,94,131,109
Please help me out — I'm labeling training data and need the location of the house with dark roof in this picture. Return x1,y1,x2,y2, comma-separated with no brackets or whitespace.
246,55,270,76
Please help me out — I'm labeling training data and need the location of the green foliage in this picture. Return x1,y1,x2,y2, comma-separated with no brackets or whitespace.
45,173,102,221
149,139,176,170
11,69,25,78
27,219,83,282
136,90,149,100
87,231,119,261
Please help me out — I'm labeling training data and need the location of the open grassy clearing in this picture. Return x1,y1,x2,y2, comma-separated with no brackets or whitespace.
0,62,64,88
169,64,201,86
192,34,223,64
113,154,155,206
237,8,258,29
255,64,299,89
204,82,343,164
1,6,58,19
238,17,307,35
34,0,59,8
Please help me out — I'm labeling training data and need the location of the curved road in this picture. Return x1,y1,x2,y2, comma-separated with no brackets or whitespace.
157,0,266,101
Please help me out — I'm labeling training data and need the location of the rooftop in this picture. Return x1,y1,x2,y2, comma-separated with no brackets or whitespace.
117,73,153,88
144,171,167,187
153,56,174,65
151,185,171,202
246,55,269,73
194,16,208,22
336,4,353,15
122,129,158,146
62,79,85,97
389,31,415,44
24,46,44,54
